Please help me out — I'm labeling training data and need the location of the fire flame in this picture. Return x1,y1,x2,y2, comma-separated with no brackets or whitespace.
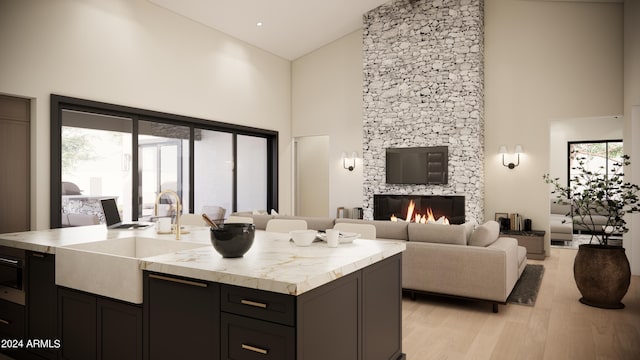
390,200,450,224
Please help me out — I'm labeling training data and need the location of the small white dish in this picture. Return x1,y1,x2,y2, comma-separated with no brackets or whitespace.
317,232,360,244
290,230,317,246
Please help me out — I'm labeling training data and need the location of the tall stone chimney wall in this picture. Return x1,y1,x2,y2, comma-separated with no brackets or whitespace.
362,0,484,222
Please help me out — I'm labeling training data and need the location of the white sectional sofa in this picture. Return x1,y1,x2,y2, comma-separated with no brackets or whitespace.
550,201,573,242
240,214,527,312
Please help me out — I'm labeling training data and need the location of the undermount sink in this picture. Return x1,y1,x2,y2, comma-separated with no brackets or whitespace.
55,237,207,303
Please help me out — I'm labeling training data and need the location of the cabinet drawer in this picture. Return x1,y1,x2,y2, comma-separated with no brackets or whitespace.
221,284,295,326
0,299,24,338
221,313,294,360
517,236,544,252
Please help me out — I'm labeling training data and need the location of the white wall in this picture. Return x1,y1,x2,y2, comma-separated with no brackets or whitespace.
291,30,364,217
485,0,623,256
624,0,640,275
0,0,292,229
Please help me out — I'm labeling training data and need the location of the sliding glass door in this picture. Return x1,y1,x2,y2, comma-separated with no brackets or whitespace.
194,130,233,215
51,95,278,228
237,134,267,212
60,110,133,224
139,121,190,219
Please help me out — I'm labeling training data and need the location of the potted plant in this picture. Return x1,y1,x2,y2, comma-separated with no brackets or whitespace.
544,153,640,309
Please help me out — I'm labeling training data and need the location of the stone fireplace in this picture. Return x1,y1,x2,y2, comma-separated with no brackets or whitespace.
362,0,484,222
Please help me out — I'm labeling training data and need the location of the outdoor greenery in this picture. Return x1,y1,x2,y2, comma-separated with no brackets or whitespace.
569,142,624,163
544,153,640,246
61,128,96,174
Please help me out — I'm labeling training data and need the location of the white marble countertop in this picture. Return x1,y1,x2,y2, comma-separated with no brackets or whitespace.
0,225,405,296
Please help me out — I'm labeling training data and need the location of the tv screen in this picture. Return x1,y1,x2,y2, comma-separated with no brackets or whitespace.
385,147,448,184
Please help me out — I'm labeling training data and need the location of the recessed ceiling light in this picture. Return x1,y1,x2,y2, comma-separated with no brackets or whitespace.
256,21,263,27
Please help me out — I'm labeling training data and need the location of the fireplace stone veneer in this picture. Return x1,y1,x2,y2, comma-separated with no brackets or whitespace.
362,0,484,222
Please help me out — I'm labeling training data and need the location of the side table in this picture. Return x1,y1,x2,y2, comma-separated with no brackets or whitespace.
500,230,546,260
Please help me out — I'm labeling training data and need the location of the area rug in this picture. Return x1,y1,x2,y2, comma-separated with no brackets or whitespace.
507,264,545,306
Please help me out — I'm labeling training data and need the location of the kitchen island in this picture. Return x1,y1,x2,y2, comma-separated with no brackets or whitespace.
0,225,405,360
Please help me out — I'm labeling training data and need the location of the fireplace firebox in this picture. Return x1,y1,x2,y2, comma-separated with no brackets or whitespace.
373,194,465,224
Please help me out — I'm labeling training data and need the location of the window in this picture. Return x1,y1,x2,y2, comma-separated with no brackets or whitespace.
568,140,623,190
51,95,278,228
194,130,233,214
61,110,133,224
139,120,190,219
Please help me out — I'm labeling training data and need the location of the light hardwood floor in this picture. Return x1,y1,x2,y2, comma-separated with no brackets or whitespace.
402,247,640,359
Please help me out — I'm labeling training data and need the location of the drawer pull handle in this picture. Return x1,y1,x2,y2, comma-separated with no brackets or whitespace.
241,299,268,308
149,274,208,288
31,253,46,258
242,343,268,355
0,258,18,266
0,318,10,325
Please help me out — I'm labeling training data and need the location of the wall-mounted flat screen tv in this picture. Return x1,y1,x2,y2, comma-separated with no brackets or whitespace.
385,146,448,184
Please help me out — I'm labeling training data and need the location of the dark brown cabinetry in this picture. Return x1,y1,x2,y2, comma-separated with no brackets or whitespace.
58,287,142,360
220,284,297,360
97,298,143,360
0,299,25,339
27,251,57,360
501,230,546,260
58,288,96,360
362,252,403,360
221,312,295,360
143,273,220,360
146,253,404,360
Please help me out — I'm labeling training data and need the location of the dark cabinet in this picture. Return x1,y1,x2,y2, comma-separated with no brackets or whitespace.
58,288,96,360
296,271,360,360
220,254,403,360
362,253,403,360
221,284,295,326
58,287,142,360
97,298,143,360
144,254,404,360
144,273,220,360
27,251,57,360
221,284,297,360
0,299,25,339
221,312,295,360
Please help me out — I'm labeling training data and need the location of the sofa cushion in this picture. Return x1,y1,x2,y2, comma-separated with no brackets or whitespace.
462,220,478,243
334,218,409,240
249,214,275,230
550,201,571,216
407,223,468,245
277,215,335,231
468,220,500,247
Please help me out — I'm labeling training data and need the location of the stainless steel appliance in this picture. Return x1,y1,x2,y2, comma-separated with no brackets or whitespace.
0,247,25,305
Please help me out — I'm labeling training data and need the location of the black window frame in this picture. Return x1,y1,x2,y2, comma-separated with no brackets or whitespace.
567,139,623,188
50,94,278,228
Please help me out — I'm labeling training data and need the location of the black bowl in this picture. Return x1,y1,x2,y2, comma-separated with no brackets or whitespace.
210,223,255,258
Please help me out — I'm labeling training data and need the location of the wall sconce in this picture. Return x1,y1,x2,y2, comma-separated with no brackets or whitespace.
499,145,523,169
342,151,357,171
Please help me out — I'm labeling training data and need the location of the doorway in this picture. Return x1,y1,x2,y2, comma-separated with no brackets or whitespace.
548,116,623,248
294,136,329,217
0,95,30,232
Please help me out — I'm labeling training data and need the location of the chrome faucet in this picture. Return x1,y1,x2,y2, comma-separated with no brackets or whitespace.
154,190,182,240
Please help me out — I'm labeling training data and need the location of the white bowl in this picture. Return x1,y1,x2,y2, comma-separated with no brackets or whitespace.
290,230,317,246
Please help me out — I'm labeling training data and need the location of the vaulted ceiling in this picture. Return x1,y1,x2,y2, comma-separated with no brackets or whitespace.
147,0,391,60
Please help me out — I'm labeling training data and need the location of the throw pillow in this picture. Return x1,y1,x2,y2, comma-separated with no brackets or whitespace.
468,220,500,247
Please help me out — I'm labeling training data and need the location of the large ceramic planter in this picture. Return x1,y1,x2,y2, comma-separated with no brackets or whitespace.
573,244,631,309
